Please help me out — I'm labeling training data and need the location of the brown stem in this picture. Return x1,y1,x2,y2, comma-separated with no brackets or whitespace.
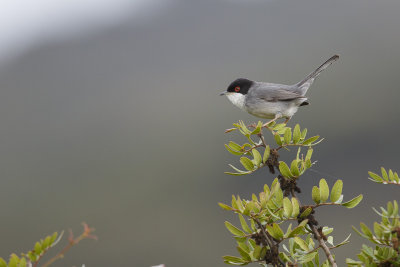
311,225,337,267
32,248,49,267
289,169,337,266
41,224,96,267
41,239,75,267
253,218,274,249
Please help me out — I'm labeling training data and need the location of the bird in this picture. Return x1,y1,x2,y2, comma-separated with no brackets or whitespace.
220,55,339,125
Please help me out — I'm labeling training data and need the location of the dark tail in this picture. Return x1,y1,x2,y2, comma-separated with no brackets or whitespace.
296,55,339,95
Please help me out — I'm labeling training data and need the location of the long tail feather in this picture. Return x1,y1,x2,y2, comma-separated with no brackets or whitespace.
296,54,339,95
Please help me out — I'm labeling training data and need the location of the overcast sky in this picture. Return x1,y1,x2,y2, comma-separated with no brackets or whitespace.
0,0,172,65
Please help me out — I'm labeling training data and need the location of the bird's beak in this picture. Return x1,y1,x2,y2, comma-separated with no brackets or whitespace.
219,91,227,96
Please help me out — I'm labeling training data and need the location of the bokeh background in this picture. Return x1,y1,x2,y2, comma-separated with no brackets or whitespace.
0,0,399,266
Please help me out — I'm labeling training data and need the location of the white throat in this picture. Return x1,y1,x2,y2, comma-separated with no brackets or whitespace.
226,93,246,110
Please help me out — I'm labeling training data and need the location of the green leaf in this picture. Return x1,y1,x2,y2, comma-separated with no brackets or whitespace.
227,164,250,174
242,201,255,216
236,196,245,211
283,197,293,218
381,167,389,181
387,201,394,215
240,157,255,171
322,226,334,236
287,219,308,238
225,171,252,176
18,257,26,267
272,123,285,131
259,247,267,260
237,240,250,253
225,221,246,236
393,200,399,216
319,179,329,203
294,237,309,251
253,245,262,260
9,254,19,267
368,171,383,183
284,128,292,144
225,144,243,156
42,236,52,250
388,169,395,181
330,179,343,203
27,252,36,262
274,134,282,146
314,251,320,266
394,172,400,183
279,252,292,263
303,136,320,145
0,258,7,267
219,203,233,211
231,195,239,210
291,197,300,217
305,159,312,169
250,219,256,232
238,120,251,135
222,255,246,265
300,207,312,218
262,145,270,163
237,246,251,261
252,149,262,166
266,223,284,240
238,214,252,233
279,161,293,178
234,236,247,243
290,160,300,177
373,222,383,238
312,186,320,204
251,121,263,135
34,241,42,255
293,124,301,144
228,141,242,151
301,128,308,139
342,195,363,208
299,252,318,264
273,223,284,240
305,147,313,161
346,258,363,265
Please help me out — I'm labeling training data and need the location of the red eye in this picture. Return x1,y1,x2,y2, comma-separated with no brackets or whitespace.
234,86,240,92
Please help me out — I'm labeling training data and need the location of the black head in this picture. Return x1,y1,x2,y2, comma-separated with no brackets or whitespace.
226,78,254,95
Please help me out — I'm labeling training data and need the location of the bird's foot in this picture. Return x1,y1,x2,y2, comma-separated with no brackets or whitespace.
283,117,290,124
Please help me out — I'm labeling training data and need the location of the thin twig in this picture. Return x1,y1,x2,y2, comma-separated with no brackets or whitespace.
253,218,274,249
41,223,96,267
310,225,337,267
374,181,400,186
253,218,285,267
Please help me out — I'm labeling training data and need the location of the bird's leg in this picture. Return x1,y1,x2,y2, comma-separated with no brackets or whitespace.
283,117,291,124
262,114,281,128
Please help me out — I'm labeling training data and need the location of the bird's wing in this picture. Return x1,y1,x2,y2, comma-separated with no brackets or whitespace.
250,84,304,102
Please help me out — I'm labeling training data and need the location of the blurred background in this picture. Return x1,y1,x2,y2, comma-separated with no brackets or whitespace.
0,0,399,266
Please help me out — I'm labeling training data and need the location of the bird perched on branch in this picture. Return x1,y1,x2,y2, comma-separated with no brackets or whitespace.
220,55,339,125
